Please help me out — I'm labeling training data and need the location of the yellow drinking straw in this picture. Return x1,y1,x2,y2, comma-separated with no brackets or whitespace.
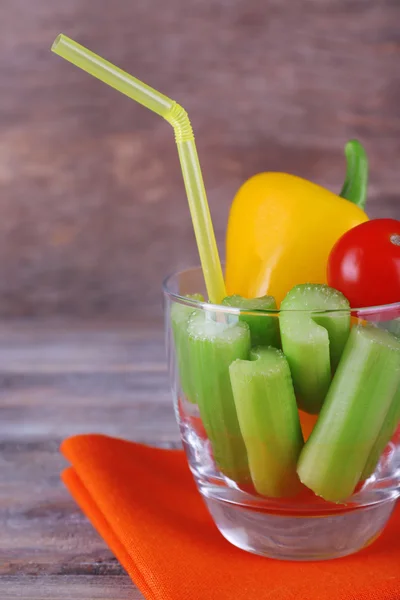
51,34,226,304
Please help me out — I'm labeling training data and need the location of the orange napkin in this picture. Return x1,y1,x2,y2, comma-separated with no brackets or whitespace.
61,434,400,600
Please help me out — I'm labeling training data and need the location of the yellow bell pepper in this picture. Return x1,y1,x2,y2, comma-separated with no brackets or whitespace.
226,140,369,305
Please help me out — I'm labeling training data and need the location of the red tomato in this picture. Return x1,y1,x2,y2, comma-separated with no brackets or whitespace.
327,218,400,308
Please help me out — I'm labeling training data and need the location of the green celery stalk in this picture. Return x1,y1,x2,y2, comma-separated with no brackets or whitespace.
170,294,204,403
187,311,251,483
360,385,400,480
222,294,280,348
230,347,304,497
297,325,400,503
280,284,350,414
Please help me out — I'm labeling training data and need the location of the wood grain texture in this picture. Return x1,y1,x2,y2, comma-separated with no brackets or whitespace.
0,320,177,599
0,0,399,317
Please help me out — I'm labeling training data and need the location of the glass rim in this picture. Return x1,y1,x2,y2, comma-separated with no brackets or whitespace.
162,266,400,317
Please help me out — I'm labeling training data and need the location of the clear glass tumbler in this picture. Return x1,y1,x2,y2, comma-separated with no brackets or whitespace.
163,267,400,561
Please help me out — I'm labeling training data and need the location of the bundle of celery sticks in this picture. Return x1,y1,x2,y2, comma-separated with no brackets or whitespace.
172,284,400,503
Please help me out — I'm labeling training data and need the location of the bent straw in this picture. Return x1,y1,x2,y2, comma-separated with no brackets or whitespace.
51,34,226,304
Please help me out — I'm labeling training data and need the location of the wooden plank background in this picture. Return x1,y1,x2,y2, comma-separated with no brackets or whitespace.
0,0,399,318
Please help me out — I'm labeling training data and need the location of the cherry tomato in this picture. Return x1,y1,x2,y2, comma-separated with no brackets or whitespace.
327,218,400,308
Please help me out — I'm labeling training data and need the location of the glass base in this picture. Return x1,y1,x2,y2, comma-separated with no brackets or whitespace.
202,490,396,561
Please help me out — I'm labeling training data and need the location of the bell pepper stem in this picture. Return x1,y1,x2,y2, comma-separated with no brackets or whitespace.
339,139,368,210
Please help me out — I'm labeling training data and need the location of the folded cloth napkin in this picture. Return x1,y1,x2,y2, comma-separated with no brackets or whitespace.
61,434,400,600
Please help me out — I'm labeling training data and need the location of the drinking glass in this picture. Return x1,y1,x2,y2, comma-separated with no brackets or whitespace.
163,267,400,560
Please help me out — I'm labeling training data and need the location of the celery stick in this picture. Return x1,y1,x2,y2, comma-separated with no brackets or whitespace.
222,294,280,348
187,311,251,482
361,385,400,480
170,294,204,403
280,284,350,414
230,347,304,497
297,325,400,502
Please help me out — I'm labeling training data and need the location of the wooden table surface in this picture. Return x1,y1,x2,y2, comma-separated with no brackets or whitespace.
0,320,177,599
